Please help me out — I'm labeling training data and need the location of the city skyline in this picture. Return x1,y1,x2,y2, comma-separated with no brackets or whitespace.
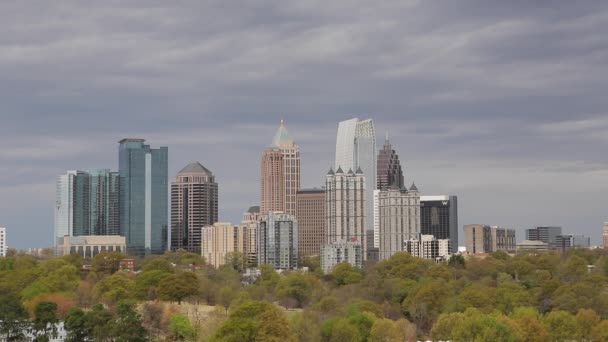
2,2,608,248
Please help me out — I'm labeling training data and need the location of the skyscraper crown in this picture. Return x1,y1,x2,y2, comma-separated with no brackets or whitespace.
271,119,295,148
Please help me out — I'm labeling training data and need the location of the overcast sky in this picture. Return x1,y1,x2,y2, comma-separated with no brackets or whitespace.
1,1,607,248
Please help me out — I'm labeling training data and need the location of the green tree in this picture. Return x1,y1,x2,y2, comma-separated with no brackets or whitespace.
369,318,400,342
575,308,600,340
168,313,195,341
210,300,295,341
591,320,608,341
158,272,199,304
142,257,175,273
224,252,246,272
94,271,134,305
332,262,362,286
329,319,361,342
275,272,313,308
110,302,147,342
33,301,58,340
84,304,113,341
133,269,172,300
0,293,28,341
218,287,235,312
448,255,465,268
91,252,125,276
543,311,578,342
64,307,88,341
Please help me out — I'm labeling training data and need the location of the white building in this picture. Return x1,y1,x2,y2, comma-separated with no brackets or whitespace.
56,235,126,258
335,118,376,252
0,227,6,257
321,240,363,274
377,187,420,261
325,167,367,259
404,234,450,261
257,211,298,270
517,240,549,252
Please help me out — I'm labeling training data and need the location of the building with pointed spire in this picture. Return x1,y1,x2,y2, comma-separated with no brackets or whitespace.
377,183,421,261
170,162,218,253
377,133,404,190
261,120,300,216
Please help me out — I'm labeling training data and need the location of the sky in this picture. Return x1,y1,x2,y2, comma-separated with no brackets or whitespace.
1,1,607,248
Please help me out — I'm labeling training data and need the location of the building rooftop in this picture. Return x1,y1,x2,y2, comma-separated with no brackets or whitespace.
272,119,295,147
177,162,213,176
247,206,260,213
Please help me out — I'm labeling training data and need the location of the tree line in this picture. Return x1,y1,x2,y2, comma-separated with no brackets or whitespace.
0,248,607,341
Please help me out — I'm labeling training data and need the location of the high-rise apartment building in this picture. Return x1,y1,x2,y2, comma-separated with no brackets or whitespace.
119,138,168,256
54,169,120,247
420,195,458,253
464,224,516,254
526,226,562,250
325,167,367,259
377,186,421,261
335,118,376,254
260,120,300,216
0,227,6,257
404,234,450,260
171,162,218,253
296,188,326,258
377,135,404,190
603,223,608,249
320,240,362,274
241,206,261,267
257,211,298,270
201,222,246,268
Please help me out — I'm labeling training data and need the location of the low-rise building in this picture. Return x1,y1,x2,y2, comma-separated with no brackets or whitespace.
0,227,6,257
464,224,516,254
321,240,363,274
56,235,126,258
516,240,549,252
555,234,591,253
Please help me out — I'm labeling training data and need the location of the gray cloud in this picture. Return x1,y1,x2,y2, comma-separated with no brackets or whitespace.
1,1,607,248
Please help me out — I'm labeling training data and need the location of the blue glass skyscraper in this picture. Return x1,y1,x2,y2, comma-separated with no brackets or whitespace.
119,138,168,255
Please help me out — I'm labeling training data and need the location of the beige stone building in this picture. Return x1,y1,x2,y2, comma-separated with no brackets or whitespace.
241,206,261,267
464,224,516,254
56,235,126,258
377,187,420,261
296,188,326,258
201,223,246,268
603,222,608,249
325,167,366,259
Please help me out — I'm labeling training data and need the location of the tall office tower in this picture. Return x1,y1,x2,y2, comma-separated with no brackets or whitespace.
335,118,376,252
604,223,608,249
260,120,300,216
321,241,362,274
325,167,367,259
404,234,450,260
257,211,298,270
241,206,261,267
296,188,326,258
464,224,516,254
377,185,421,261
377,134,404,190
119,138,168,256
170,162,218,253
420,195,458,253
0,227,6,257
201,222,246,268
555,234,591,253
88,169,120,236
526,226,562,250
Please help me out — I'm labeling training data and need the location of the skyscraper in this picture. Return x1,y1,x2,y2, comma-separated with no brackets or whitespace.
257,211,298,270
119,138,168,256
325,167,366,259
420,195,458,253
241,206,261,267
335,118,376,253
171,162,218,253
54,169,120,247
377,134,404,190
260,120,300,216
377,185,421,261
296,188,326,258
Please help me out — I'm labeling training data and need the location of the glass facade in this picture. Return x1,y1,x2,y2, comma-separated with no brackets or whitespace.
420,195,458,253
119,139,168,256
